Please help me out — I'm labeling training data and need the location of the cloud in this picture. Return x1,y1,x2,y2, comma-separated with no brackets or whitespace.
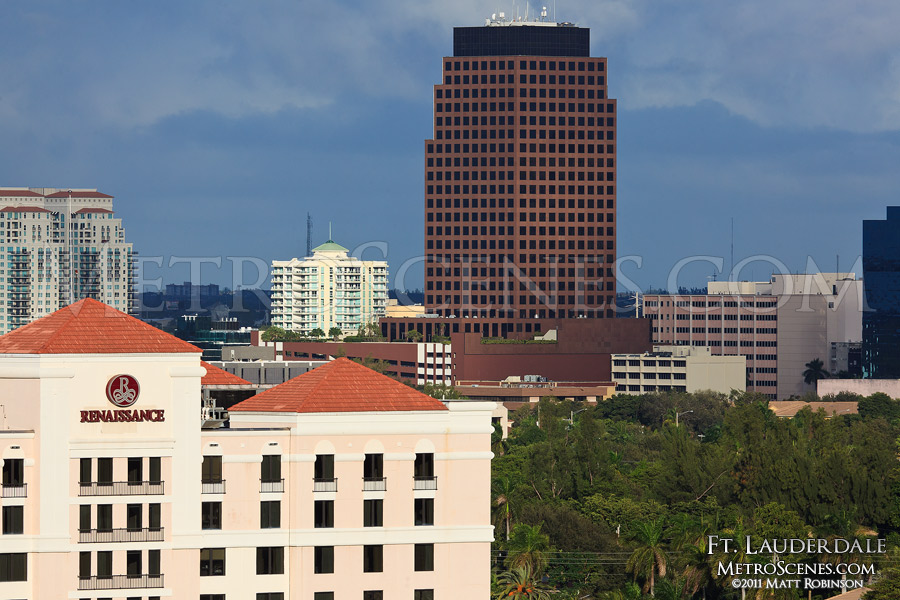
583,0,900,132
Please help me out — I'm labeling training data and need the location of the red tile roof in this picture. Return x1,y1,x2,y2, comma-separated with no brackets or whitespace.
0,190,42,197
229,357,448,414
0,206,51,213
0,298,201,354
75,208,113,214
45,191,113,199
201,361,251,386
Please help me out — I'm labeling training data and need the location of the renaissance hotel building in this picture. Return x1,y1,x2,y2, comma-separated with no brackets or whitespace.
0,299,493,599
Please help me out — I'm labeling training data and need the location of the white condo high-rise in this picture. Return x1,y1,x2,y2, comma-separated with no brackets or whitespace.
271,239,388,336
0,187,135,333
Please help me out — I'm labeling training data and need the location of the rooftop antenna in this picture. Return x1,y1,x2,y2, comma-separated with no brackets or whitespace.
329,221,333,241
306,212,312,256
730,217,734,281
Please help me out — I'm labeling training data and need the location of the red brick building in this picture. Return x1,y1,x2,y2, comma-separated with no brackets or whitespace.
423,18,617,339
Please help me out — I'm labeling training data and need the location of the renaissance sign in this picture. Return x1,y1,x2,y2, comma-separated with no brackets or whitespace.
80,374,166,423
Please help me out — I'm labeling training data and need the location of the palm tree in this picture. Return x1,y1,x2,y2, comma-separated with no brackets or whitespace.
327,326,342,341
626,518,668,597
802,358,829,385
507,523,551,574
493,565,551,600
492,478,515,541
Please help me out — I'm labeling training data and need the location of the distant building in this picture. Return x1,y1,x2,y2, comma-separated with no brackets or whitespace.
863,207,900,378
768,401,858,418
817,378,900,399
165,281,220,299
611,345,746,395
271,240,388,335
0,187,134,332
644,273,863,399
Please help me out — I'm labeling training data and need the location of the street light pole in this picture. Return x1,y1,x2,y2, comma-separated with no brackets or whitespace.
675,409,693,427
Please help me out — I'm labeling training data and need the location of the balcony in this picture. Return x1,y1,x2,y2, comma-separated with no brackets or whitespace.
313,477,338,492
413,476,438,491
201,479,226,494
260,478,284,493
1,483,26,498
79,481,164,496
78,574,164,590
79,527,164,543
363,477,387,492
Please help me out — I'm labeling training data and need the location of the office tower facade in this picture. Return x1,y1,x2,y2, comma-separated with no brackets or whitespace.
644,273,863,399
863,207,900,377
271,240,389,335
0,187,134,333
424,15,617,338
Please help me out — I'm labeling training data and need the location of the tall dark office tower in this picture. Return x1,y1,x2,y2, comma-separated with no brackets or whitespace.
863,207,900,377
424,16,617,338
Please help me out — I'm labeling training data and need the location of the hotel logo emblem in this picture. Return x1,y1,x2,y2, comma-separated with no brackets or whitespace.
106,375,140,408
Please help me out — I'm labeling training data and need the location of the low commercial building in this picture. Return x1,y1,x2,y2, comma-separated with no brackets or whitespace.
270,239,388,336
611,346,746,395
0,298,493,599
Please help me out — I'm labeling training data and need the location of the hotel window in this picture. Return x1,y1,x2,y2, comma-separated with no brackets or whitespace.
2,458,23,487
79,458,91,484
149,549,160,576
97,551,112,578
363,499,383,527
415,591,435,600
363,545,383,573
363,593,383,600
0,553,26,582
314,546,334,574
126,504,142,531
97,458,113,484
79,551,90,579
257,547,284,575
200,596,225,600
97,505,112,532
415,544,434,571
260,501,281,529
314,500,334,528
414,453,434,478
149,503,161,531
261,455,281,483
202,456,222,483
79,505,91,532
2,506,23,534
149,457,161,483
414,498,434,526
314,594,334,600
200,548,226,576
363,453,383,479
257,595,285,600
202,502,222,530
314,454,334,480
126,550,141,577
127,457,142,484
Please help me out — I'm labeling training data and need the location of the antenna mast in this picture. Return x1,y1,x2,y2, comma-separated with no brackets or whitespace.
306,212,312,256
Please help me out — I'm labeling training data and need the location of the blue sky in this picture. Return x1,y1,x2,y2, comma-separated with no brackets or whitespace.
2,0,900,293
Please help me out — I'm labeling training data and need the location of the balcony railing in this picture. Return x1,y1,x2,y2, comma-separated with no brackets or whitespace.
78,574,164,590
260,478,284,493
79,527,164,544
363,477,387,491
1,483,26,498
201,479,226,494
79,481,164,496
313,477,338,492
413,476,438,490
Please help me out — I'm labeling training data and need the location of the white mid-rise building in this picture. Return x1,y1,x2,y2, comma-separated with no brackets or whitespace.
0,187,134,333
271,240,388,335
